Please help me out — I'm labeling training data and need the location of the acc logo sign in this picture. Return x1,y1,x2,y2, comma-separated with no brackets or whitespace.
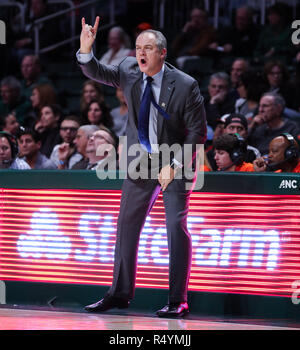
279,179,298,189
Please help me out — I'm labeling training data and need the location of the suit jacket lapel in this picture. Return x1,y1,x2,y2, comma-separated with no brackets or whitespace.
131,74,143,128
157,65,175,142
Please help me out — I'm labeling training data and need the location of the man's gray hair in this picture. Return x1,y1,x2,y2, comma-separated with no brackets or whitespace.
262,91,286,110
210,72,230,85
138,29,167,52
79,124,100,137
1,76,21,93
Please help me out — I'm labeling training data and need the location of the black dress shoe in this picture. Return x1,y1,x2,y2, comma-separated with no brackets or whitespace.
156,302,189,318
84,295,129,312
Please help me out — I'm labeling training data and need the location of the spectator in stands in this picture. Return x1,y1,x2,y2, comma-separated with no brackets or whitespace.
213,134,254,171
50,115,82,169
85,99,114,131
230,58,249,90
212,133,254,172
206,113,260,171
0,76,31,124
17,127,56,169
0,112,20,136
171,7,217,68
209,6,260,57
205,72,236,129
12,0,61,63
79,80,105,118
20,54,52,99
291,53,300,112
253,133,300,173
71,124,100,169
99,26,131,66
110,88,128,137
36,104,62,157
0,131,30,169
254,3,294,63
235,68,267,121
263,60,296,110
85,127,116,170
248,92,300,155
27,83,57,127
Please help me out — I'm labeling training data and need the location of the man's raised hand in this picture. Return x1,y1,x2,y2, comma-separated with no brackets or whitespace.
80,16,100,54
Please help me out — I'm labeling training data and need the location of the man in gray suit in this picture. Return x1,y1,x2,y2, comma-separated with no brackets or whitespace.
77,17,206,317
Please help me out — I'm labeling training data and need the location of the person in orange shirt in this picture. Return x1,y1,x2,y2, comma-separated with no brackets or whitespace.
212,133,254,172
253,133,300,173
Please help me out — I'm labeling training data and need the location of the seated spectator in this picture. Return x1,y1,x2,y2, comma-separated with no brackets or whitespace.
235,68,267,121
110,88,128,137
0,76,31,124
85,99,114,131
172,7,217,68
230,58,249,91
27,83,57,127
99,26,131,66
254,3,294,63
254,133,300,173
12,0,61,63
0,112,20,136
248,92,300,155
85,127,117,170
263,60,297,110
79,80,105,119
206,113,260,171
209,6,260,57
20,54,53,99
0,131,30,169
71,124,100,169
205,72,236,129
17,127,56,169
50,115,82,169
212,133,254,172
36,104,62,157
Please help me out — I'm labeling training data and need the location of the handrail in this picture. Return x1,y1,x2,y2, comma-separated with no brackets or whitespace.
30,0,115,55
0,1,26,30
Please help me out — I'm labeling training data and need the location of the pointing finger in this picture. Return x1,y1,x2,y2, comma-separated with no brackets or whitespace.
93,16,100,32
81,17,86,29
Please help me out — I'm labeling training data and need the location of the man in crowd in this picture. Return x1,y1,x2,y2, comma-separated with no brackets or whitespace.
0,131,30,169
50,115,82,169
248,92,300,155
71,124,100,169
213,133,254,172
20,54,53,99
206,113,260,170
85,127,116,170
18,128,56,169
205,72,236,129
253,133,300,173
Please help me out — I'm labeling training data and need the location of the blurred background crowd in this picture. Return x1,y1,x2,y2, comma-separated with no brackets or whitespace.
1,0,300,173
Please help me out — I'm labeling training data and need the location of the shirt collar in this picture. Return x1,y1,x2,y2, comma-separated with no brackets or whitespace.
143,64,165,85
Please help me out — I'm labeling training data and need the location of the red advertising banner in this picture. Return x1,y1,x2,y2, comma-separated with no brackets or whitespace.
0,188,299,297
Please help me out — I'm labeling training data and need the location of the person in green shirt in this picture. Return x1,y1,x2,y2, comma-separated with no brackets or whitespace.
254,3,294,63
0,76,31,125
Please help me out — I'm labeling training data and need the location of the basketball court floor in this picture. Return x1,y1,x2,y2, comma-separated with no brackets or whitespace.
0,307,299,330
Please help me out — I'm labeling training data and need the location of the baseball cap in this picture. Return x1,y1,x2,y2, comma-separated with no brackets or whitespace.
223,113,248,131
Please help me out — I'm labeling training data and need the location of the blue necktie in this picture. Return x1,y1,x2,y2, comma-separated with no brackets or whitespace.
138,76,170,153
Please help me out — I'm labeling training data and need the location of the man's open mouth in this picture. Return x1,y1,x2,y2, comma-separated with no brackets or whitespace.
140,58,146,64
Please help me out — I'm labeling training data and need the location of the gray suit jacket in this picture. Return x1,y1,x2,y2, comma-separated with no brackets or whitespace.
78,56,207,175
